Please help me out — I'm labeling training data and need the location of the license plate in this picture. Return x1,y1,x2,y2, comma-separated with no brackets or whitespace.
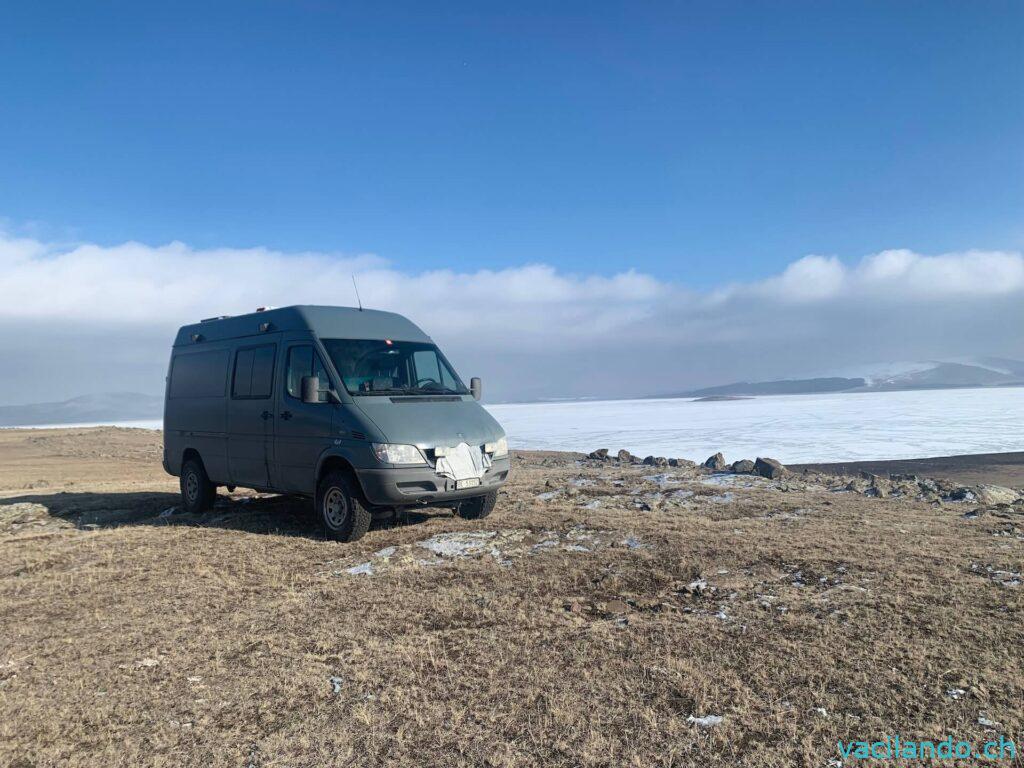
456,478,481,490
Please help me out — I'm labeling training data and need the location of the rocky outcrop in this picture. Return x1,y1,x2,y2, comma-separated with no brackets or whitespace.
753,457,787,479
730,459,755,474
975,484,1021,506
617,449,634,463
588,448,610,460
704,452,727,470
643,456,669,467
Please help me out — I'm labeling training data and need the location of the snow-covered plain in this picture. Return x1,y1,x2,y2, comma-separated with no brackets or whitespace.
7,387,1023,464
485,387,1024,464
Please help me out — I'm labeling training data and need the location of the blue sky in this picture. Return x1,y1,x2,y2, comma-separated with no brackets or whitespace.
2,1,1021,287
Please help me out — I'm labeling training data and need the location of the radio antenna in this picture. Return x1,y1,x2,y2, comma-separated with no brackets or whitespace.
351,274,363,311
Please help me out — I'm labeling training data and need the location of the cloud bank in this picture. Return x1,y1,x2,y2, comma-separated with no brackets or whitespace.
1,232,1022,403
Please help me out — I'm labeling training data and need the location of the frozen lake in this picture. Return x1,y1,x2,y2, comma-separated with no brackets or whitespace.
6,387,1023,464
486,387,1024,464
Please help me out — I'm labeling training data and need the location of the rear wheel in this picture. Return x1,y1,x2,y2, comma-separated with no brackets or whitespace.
180,457,216,514
456,490,498,520
315,471,372,542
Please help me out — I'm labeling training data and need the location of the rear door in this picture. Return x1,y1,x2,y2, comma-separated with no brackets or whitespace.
271,341,335,494
227,340,279,489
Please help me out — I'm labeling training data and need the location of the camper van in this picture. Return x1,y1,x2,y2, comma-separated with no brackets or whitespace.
163,305,510,541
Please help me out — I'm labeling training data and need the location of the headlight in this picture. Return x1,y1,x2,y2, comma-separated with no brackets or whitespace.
485,436,509,458
372,443,426,465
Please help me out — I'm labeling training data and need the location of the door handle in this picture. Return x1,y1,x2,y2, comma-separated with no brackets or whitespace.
280,410,293,420
261,410,273,420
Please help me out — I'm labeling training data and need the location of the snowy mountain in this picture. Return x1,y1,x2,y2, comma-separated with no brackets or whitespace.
677,358,1024,398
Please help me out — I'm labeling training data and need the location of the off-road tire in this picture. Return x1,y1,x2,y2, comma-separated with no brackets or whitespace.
315,471,372,542
180,458,216,514
456,490,498,520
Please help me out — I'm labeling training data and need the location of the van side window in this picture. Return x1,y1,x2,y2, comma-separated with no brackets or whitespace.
286,345,329,401
170,349,229,398
232,349,255,398
232,344,276,399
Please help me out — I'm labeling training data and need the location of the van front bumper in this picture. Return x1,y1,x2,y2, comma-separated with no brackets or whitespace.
355,456,511,507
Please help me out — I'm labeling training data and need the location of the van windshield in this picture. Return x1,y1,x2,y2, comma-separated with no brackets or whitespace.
322,339,469,396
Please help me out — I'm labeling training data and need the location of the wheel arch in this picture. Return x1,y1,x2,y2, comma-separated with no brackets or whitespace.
316,451,367,501
182,447,204,469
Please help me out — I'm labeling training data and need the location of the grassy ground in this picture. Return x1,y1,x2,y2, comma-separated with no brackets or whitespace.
0,428,1022,767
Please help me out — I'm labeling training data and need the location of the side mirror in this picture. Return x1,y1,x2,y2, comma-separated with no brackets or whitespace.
470,377,482,401
301,375,321,404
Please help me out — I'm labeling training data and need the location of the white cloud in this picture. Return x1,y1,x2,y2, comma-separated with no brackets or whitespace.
0,230,1022,402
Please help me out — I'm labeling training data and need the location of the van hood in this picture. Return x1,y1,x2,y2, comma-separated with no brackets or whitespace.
352,396,505,448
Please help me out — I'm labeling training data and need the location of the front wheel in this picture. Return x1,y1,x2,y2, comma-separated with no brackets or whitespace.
456,490,498,520
315,471,372,542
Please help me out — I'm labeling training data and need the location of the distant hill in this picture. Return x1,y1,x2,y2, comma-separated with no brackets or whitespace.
865,361,1020,391
0,393,163,427
685,377,865,398
668,358,1024,399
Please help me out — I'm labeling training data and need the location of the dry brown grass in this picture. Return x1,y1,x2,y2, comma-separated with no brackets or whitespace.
1,428,1022,767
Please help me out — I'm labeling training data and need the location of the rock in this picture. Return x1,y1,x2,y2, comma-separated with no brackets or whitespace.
669,457,695,468
864,475,891,498
602,599,629,614
889,482,917,497
642,455,656,465
753,457,787,479
616,449,633,462
948,487,977,502
704,452,727,470
975,484,1020,506
680,578,708,595
588,448,610,460
730,459,755,474
653,456,669,467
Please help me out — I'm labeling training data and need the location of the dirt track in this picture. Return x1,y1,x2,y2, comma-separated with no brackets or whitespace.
1,428,1022,767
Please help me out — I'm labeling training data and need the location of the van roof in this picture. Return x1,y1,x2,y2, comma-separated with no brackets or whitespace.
173,305,432,347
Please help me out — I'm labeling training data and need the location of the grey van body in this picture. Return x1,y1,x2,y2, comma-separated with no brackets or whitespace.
163,305,510,510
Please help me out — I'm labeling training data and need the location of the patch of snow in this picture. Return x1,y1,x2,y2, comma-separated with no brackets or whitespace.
700,474,764,488
332,526,643,577
687,714,723,728
643,473,683,486
418,531,498,558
